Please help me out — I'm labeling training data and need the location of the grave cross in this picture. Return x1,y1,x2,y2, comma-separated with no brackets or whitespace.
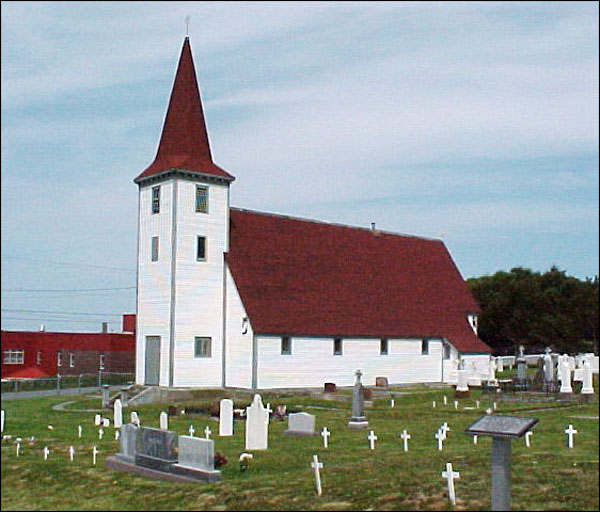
390,399,395,408
92,446,98,465
476,401,480,409
189,425,195,437
493,402,497,411
432,401,436,408
440,422,450,440
564,425,577,449
311,454,323,496
443,396,448,406
204,425,212,440
367,430,378,450
400,429,411,452
78,425,82,438
435,430,444,451
524,431,532,448
16,442,20,457
473,435,478,444
321,427,330,448
69,446,74,461
441,462,460,506
454,400,458,410
115,430,120,441
43,446,49,460
98,428,104,440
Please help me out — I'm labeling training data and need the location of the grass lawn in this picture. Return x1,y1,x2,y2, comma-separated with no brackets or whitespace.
1,387,598,511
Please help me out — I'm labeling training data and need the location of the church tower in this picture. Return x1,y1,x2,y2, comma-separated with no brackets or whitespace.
134,38,235,387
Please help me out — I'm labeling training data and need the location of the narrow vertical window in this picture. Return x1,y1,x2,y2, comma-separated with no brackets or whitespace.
194,337,212,358
151,236,159,262
281,336,292,355
69,352,75,368
99,354,106,370
421,339,429,355
57,351,62,367
151,186,160,214
380,338,388,355
443,342,451,360
37,351,43,365
333,338,343,356
196,236,206,261
195,185,208,213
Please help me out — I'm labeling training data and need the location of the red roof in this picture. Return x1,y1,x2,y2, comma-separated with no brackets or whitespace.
135,38,234,183
227,209,490,354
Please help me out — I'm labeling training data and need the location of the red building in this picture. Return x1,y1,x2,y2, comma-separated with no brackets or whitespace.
1,314,136,379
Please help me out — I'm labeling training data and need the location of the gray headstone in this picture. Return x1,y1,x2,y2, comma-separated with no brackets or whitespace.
284,412,316,436
102,385,110,408
117,423,139,463
135,427,177,472
348,369,368,428
114,399,123,429
171,436,222,482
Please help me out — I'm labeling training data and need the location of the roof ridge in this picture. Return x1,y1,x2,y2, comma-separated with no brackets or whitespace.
230,206,443,242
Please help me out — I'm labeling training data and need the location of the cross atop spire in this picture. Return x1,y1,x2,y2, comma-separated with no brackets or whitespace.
135,38,234,184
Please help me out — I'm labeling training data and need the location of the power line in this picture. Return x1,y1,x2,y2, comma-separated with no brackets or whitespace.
1,286,136,293
1,308,126,317
1,256,136,272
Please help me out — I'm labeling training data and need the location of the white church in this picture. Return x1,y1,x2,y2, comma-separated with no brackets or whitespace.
134,38,492,390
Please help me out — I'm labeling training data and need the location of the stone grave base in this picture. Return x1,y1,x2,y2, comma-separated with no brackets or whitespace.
283,430,318,436
106,456,220,484
171,463,222,483
348,419,369,429
454,389,470,398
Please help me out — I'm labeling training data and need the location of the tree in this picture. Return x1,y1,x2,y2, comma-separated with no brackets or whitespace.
467,267,599,355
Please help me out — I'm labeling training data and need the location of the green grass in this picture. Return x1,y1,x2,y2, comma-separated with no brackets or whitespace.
1,388,598,511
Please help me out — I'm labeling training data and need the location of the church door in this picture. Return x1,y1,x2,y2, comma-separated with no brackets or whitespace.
144,336,161,386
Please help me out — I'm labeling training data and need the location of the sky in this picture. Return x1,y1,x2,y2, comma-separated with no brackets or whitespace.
1,1,598,333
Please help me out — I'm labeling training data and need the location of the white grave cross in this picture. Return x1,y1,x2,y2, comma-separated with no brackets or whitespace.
16,442,20,457
565,425,578,449
98,428,104,440
43,446,49,460
189,425,195,437
92,446,98,465
440,422,450,440
367,430,378,450
400,430,411,452
443,396,448,406
435,430,444,451
311,454,323,496
78,425,82,438
321,427,330,448
441,462,460,505
524,431,532,447
204,425,212,440
69,446,75,461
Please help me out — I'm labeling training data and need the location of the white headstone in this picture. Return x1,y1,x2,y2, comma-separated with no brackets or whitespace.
400,429,411,452
473,435,478,444
390,399,395,408
454,400,458,410
130,411,140,426
367,430,378,450
475,400,480,409
113,399,123,429
219,399,234,436
441,462,460,505
581,361,595,395
159,412,169,431
321,427,331,448
559,359,573,393
565,424,577,449
432,401,436,408
94,414,101,426
102,418,110,428
443,396,448,406
16,442,20,457
311,455,323,496
245,394,269,450
115,430,120,441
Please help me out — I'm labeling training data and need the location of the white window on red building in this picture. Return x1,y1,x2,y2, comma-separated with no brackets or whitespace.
99,354,106,370
37,351,43,365
57,351,62,367
3,350,24,364
69,352,75,368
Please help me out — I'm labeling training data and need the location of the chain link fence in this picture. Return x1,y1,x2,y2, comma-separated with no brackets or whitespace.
1,372,134,394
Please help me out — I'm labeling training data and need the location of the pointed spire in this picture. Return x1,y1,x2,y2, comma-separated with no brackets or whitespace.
135,38,234,183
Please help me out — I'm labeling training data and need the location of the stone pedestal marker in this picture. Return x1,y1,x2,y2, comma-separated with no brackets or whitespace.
465,414,538,511
348,369,369,429
441,462,460,505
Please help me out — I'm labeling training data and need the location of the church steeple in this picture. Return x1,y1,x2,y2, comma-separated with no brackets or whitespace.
135,37,234,183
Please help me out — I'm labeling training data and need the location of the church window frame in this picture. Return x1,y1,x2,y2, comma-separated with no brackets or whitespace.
57,351,62,367
443,341,451,360
99,354,106,370
196,236,207,261
421,339,429,355
195,185,208,213
380,338,389,355
194,337,212,358
281,336,292,355
151,236,159,262
151,186,160,214
333,337,343,356
69,352,75,368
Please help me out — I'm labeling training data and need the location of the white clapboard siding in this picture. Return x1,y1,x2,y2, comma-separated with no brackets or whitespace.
255,336,446,389
225,266,253,389
136,180,175,386
171,180,229,387
460,354,492,374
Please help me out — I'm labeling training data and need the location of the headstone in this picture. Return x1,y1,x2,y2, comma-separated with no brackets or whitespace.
443,396,448,406
496,357,504,372
321,427,330,448
580,361,595,395
400,429,411,452
367,430,378,450
524,431,532,447
101,385,110,409
441,462,460,506
102,418,110,428
114,399,123,429
219,399,234,437
455,369,470,397
284,412,317,436
135,426,178,472
473,435,478,444
189,425,195,437
432,401,436,408
375,377,389,388
98,428,104,439
324,382,337,393
171,435,222,482
245,394,269,450
558,358,573,394
16,442,20,457
130,411,140,427
454,400,458,410
348,369,369,429
564,424,577,449
94,414,102,426
159,412,168,431
311,455,323,496
116,424,139,463
115,430,120,441
43,446,49,460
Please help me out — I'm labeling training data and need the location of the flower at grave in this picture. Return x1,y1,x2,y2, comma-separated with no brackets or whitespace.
2,435,12,442
239,452,253,471
47,425,54,430
214,452,228,468
27,436,35,444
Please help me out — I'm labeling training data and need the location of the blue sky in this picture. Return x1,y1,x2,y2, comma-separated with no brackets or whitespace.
1,1,598,332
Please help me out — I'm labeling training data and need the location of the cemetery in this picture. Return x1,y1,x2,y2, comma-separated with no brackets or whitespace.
1,366,598,511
